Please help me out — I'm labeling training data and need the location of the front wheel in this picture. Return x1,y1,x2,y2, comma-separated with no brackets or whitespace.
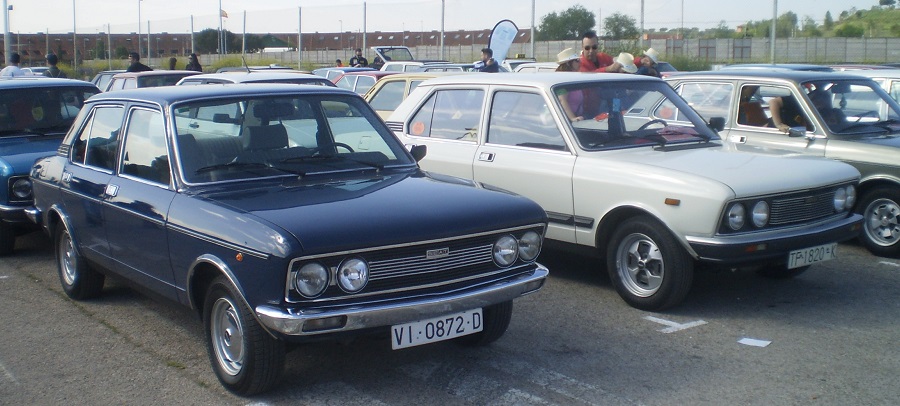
857,187,900,258
454,301,513,347
204,276,285,396
55,226,104,300
606,216,694,311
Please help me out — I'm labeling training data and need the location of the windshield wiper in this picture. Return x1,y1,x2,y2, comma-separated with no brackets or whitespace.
195,161,271,174
278,154,385,170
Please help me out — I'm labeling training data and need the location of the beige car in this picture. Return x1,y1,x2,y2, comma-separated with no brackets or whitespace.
363,72,467,119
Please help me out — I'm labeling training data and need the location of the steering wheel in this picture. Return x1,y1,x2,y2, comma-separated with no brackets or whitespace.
311,142,355,156
638,119,668,131
853,110,878,123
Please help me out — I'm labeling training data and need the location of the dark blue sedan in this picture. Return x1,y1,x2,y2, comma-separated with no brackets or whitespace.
27,84,549,395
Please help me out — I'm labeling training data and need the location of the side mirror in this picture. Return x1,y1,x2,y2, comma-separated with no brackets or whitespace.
787,127,806,138
708,117,725,132
409,144,427,162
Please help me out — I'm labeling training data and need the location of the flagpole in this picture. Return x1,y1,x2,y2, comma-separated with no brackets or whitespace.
218,0,223,54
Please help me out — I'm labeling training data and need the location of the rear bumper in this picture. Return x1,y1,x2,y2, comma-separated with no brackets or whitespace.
256,264,549,337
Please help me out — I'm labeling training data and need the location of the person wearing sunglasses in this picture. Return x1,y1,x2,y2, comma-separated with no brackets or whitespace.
578,31,622,73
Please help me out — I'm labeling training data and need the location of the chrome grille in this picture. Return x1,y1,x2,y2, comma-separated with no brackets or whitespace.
769,190,836,225
385,121,403,132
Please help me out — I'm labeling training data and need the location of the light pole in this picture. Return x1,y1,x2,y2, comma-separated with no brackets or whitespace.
137,0,142,58
339,19,343,52
770,0,777,63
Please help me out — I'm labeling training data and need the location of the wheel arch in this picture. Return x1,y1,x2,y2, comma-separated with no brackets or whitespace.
856,177,900,211
595,205,697,260
187,255,253,321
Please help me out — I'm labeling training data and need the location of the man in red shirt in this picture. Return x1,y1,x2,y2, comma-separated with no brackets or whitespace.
579,30,622,73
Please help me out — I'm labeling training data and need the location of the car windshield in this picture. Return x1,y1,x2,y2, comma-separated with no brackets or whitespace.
0,86,99,136
800,79,900,135
553,80,719,150
173,94,415,184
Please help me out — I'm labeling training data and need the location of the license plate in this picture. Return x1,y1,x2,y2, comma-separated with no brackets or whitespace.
391,309,483,350
788,243,837,269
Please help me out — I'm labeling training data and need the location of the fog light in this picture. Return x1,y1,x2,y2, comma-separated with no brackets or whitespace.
11,178,32,200
302,316,347,332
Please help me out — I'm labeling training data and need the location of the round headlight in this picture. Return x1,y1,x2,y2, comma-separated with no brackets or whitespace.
294,262,329,298
845,185,857,210
517,231,542,262
493,235,519,267
11,178,32,200
337,257,368,293
834,187,848,212
751,201,769,228
727,203,746,231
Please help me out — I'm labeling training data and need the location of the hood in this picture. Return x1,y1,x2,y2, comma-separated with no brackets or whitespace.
0,135,64,174
826,134,900,168
197,171,546,255
601,144,859,197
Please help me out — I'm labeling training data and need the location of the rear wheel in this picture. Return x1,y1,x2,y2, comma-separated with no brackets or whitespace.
55,226,104,300
606,216,694,311
204,276,284,396
0,223,14,256
454,301,513,347
857,187,900,258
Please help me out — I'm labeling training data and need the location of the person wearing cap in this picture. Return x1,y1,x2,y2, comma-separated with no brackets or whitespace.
0,53,25,77
636,48,661,77
614,52,638,74
43,53,67,78
554,48,585,121
578,31,622,73
126,52,153,72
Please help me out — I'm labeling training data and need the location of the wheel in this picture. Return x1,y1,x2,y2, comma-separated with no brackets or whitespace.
756,265,810,279
606,216,694,311
454,301,513,347
638,119,668,131
204,276,284,396
0,223,14,256
857,187,900,258
55,226,104,300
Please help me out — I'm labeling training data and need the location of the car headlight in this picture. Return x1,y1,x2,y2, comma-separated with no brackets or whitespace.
294,262,329,298
727,203,746,230
517,231,542,262
337,257,368,293
11,178,33,200
845,185,856,209
493,235,519,267
835,185,856,211
751,201,769,228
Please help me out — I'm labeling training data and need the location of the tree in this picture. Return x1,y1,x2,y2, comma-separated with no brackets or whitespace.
824,11,834,30
800,16,822,37
603,12,639,39
834,23,864,37
194,28,241,54
536,5,595,40
880,0,896,7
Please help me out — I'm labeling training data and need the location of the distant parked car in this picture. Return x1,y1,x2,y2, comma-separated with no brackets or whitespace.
90,70,126,91
416,62,509,72
214,64,298,73
103,70,201,92
312,66,376,81
718,63,833,72
362,72,467,119
514,62,558,73
388,72,863,310
21,67,50,76
666,69,900,257
27,83,549,395
332,70,398,95
176,71,335,87
501,58,536,72
0,78,99,255
835,68,900,104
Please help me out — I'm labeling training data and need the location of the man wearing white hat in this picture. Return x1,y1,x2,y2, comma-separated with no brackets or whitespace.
636,48,661,77
615,52,638,74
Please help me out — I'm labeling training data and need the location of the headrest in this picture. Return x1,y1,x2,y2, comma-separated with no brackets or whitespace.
243,124,288,150
252,101,296,121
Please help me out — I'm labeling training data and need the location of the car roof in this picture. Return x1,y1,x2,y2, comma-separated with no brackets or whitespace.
111,70,202,79
86,83,359,107
719,63,833,72
666,70,867,82
178,71,330,83
334,70,398,78
0,77,99,89
417,72,661,87
373,71,472,81
832,68,900,80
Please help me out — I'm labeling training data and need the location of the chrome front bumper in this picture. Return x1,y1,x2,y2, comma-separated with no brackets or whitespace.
256,264,549,337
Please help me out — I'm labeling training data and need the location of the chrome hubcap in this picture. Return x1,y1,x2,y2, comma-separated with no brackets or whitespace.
60,233,77,285
616,233,664,297
865,198,900,247
211,297,244,376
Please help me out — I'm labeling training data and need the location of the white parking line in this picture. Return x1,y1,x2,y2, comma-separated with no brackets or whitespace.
644,316,708,333
878,261,899,267
0,360,19,385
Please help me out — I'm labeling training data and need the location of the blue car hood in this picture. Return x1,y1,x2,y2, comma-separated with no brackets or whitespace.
198,171,546,254
0,136,64,174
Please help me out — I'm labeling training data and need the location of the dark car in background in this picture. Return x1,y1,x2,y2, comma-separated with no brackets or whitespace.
0,78,99,255
90,69,125,91
27,84,549,395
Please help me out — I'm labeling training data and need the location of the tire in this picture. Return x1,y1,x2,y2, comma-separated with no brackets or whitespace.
756,265,810,279
455,301,513,347
857,187,900,258
606,216,694,311
204,276,285,396
55,226,105,300
0,223,14,256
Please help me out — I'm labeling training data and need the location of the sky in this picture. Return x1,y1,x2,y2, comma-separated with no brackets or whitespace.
3,0,884,35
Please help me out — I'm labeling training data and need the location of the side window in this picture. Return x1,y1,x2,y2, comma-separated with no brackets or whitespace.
890,81,900,104
121,109,170,185
673,82,734,121
408,89,483,141
72,106,125,170
488,91,567,151
356,76,376,95
409,80,424,94
122,78,137,90
368,80,406,111
335,76,354,90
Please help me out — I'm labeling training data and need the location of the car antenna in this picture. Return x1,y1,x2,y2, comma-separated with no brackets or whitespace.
241,56,250,73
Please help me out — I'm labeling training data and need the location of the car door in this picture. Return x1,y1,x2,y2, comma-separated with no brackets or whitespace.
103,106,178,299
473,90,576,243
61,105,125,269
403,88,484,179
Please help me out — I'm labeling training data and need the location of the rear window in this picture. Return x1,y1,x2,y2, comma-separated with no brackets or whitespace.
0,86,99,136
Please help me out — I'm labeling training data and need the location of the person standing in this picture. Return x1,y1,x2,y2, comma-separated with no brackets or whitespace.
126,52,153,72
42,53,67,78
0,53,26,77
476,48,499,72
635,48,661,78
185,53,203,72
578,31,621,73
335,59,343,67
349,48,368,67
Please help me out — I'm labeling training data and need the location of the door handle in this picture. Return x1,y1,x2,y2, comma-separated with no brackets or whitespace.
478,152,495,162
105,184,119,198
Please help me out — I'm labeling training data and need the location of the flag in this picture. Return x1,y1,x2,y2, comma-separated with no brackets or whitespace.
220,10,228,18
